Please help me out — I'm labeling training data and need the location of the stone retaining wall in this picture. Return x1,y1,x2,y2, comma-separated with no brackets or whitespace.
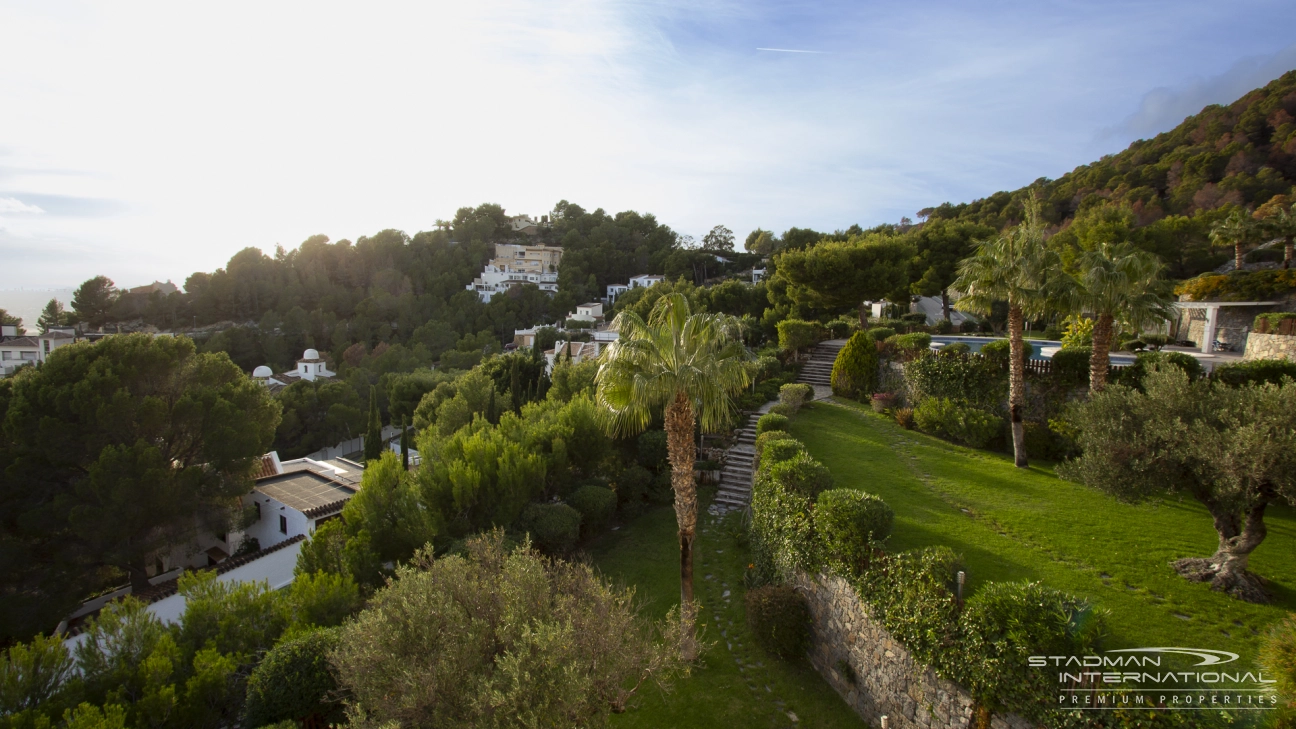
1244,332,1296,362
794,571,1032,729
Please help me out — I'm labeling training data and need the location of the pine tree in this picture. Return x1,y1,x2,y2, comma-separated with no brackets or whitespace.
510,358,522,412
37,299,66,333
363,386,383,462
486,389,497,425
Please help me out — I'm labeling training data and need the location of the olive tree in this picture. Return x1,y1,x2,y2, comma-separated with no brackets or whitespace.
330,531,686,728
1059,366,1296,602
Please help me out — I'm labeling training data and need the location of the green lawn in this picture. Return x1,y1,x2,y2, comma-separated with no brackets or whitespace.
589,499,866,729
788,399,1296,661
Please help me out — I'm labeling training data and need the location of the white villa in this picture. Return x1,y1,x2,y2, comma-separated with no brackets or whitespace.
466,243,564,302
0,325,76,377
544,340,605,373
253,348,337,393
568,302,604,323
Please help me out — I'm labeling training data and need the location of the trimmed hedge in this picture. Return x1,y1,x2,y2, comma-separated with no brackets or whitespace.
867,326,896,342
745,585,811,660
980,338,1035,366
519,503,582,554
760,438,807,468
1112,350,1203,389
890,332,932,353
765,453,833,498
903,351,1002,410
756,412,790,435
816,489,893,574
1212,359,1296,387
778,383,815,412
1048,347,1091,388
767,403,796,418
830,331,879,400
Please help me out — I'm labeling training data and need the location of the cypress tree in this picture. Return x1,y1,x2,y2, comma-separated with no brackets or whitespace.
830,331,879,400
400,416,409,470
364,386,383,462
486,389,497,425
510,358,522,411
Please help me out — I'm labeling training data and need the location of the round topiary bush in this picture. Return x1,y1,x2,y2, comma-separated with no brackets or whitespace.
756,412,790,435
940,342,971,356
830,331,879,400
766,453,833,498
980,339,1035,366
767,403,796,418
760,438,807,468
614,464,653,515
567,484,617,535
243,627,343,729
779,383,815,412
744,584,810,660
816,489,893,572
866,326,896,342
891,332,932,353
520,503,582,554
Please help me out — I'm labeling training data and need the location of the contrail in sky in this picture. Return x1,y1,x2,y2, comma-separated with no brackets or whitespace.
756,47,827,54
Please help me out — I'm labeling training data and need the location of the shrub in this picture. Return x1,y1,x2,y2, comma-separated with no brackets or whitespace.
754,430,796,468
890,332,932,353
870,392,896,413
825,319,853,338
980,339,1035,367
243,628,343,729
767,403,796,417
851,547,962,668
893,407,915,429
1112,351,1203,389
289,570,362,629
1043,326,1064,340
940,341,971,356
744,585,810,660
866,326,896,342
957,581,1105,720
914,398,1002,449
830,331,879,400
519,503,582,554
761,438,807,468
756,412,789,435
1048,347,1090,388
1174,269,1296,302
1212,359,1296,387
903,351,1002,410
1140,333,1169,350
931,319,954,334
568,485,617,535
750,470,817,576
637,430,668,470
331,532,686,727
614,464,653,514
1122,338,1146,352
778,383,815,412
816,489,893,573
901,313,928,326
777,319,820,359
766,453,833,498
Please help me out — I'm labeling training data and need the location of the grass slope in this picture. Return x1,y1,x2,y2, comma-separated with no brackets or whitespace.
590,500,866,729
789,399,1296,662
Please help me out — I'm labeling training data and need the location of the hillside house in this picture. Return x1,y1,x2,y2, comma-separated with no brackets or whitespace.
544,340,604,373
466,243,563,302
568,302,604,323
0,326,76,377
252,348,337,393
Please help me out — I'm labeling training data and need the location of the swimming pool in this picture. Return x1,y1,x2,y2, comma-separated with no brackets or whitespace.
928,336,1135,364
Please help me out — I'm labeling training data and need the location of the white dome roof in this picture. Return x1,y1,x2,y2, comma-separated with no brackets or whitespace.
252,365,273,378
302,348,320,360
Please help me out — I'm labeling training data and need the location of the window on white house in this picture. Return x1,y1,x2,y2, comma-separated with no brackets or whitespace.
279,515,287,534
43,340,50,355
20,352,36,360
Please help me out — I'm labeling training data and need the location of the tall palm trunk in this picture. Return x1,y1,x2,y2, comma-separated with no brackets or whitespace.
1235,243,1244,271
1088,313,1114,393
1007,305,1028,468
1285,238,1293,269
664,391,699,661
941,290,951,322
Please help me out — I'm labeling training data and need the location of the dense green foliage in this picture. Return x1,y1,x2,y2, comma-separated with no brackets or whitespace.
755,412,789,435
830,331,878,400
744,585,811,660
0,334,280,641
330,532,684,728
1211,358,1296,387
567,484,617,536
913,398,1003,449
815,488,893,574
519,503,583,554
242,628,343,728
777,383,814,412
903,351,1004,410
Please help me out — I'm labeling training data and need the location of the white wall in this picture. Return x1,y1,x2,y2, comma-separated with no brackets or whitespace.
242,493,314,549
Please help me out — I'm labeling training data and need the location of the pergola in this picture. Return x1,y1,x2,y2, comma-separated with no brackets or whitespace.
1173,301,1278,354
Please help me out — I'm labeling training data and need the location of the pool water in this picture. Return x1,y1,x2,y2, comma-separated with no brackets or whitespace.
928,336,1135,363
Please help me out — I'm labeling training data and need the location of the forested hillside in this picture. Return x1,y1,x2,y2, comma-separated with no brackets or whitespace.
920,69,1296,278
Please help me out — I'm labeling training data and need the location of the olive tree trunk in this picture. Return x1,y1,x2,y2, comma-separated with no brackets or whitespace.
1088,313,1114,393
1007,305,1028,468
664,391,699,661
1173,501,1270,603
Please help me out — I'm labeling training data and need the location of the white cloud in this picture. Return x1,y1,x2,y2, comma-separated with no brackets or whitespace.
0,197,45,214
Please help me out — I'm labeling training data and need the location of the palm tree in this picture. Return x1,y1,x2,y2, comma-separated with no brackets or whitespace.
1069,243,1173,392
951,194,1061,468
1210,209,1258,271
596,293,750,660
1262,204,1295,269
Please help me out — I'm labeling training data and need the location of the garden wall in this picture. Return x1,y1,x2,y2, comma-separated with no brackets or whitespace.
794,571,1032,729
1243,331,1296,362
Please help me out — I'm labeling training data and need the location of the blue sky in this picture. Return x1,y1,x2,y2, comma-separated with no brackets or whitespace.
1,0,1295,293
